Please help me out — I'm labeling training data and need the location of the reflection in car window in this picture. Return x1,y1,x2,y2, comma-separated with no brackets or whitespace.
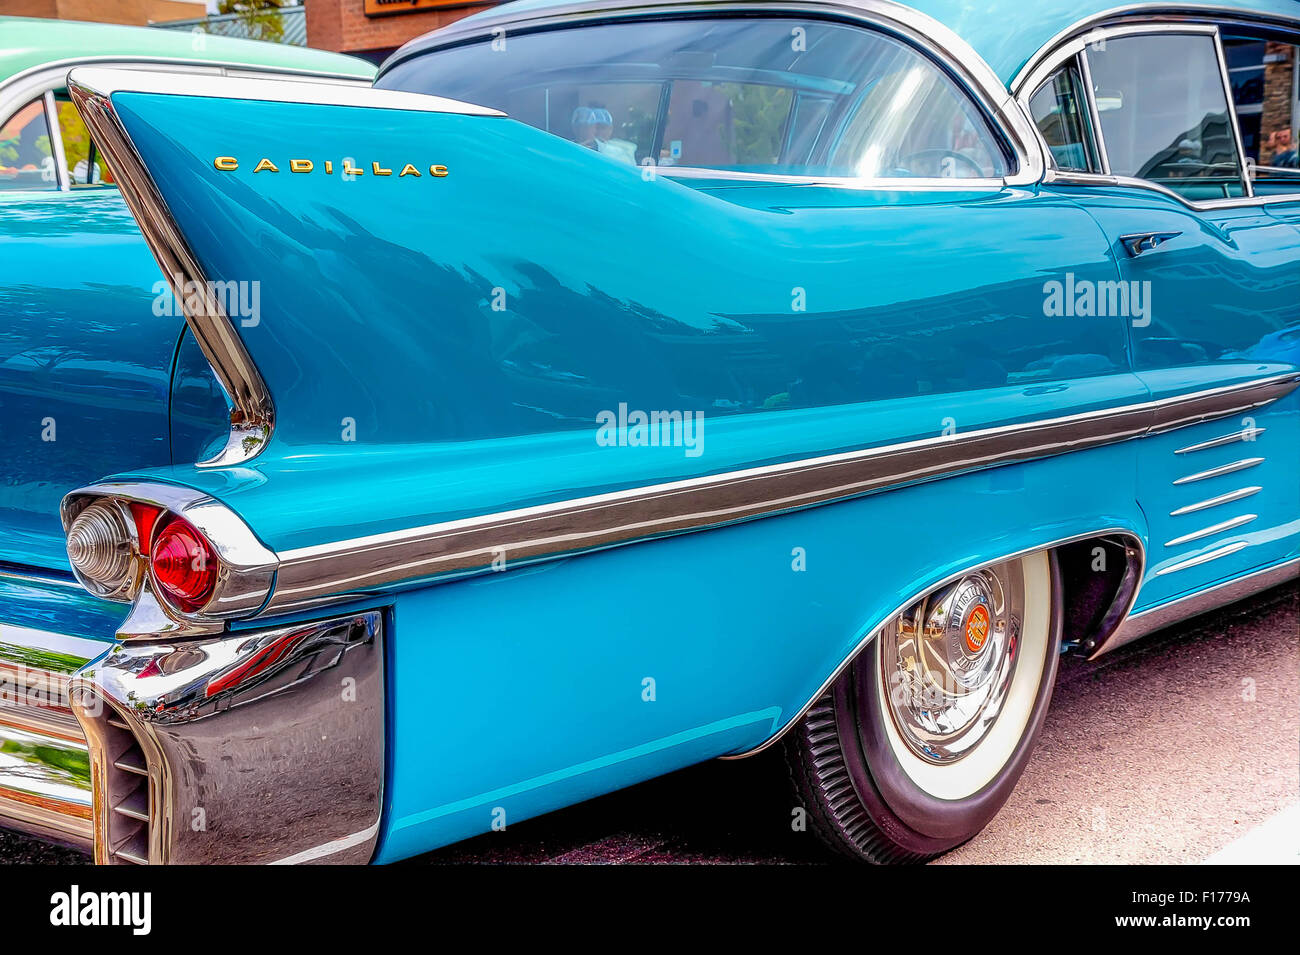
378,17,1008,179
0,98,57,192
1029,62,1099,173
1222,36,1299,195
55,99,113,187
1085,33,1246,199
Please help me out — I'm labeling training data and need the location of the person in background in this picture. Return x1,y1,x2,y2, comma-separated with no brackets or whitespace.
1265,127,1298,168
571,105,637,164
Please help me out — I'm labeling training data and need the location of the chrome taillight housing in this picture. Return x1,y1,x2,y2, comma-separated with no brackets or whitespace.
65,501,136,599
61,483,277,636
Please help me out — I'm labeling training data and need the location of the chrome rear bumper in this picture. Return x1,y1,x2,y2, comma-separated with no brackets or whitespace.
0,625,104,850
2,611,385,864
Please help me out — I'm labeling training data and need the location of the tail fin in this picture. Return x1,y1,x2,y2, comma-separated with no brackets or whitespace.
69,67,799,461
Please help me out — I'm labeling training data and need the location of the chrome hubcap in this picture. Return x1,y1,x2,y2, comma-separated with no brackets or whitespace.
880,561,1024,764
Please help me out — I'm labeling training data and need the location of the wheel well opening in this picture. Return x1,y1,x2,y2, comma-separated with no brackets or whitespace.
1055,535,1142,655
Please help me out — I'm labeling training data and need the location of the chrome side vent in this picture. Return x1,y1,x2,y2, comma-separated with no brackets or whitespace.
1162,426,1268,576
69,689,157,865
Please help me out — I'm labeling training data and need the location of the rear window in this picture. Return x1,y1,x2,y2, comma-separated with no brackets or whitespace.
377,17,1009,180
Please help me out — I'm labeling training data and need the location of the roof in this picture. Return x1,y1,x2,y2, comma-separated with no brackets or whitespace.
0,15,374,85
436,0,1300,88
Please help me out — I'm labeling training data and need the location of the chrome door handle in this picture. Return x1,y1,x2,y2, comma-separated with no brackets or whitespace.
1121,231,1182,257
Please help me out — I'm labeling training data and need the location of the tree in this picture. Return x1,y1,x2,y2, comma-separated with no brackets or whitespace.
217,1,289,44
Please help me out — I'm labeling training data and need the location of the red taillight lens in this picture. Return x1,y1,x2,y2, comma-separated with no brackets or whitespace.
129,501,163,551
150,517,217,613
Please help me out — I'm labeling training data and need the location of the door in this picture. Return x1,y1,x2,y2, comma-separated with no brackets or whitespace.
1032,26,1300,609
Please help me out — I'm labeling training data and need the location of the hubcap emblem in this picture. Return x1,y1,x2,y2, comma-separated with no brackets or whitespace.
963,603,991,655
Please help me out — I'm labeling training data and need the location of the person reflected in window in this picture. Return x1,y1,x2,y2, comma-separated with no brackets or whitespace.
570,106,637,164
1265,128,1298,168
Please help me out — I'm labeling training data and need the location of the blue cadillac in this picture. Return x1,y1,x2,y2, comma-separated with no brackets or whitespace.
1,0,1297,865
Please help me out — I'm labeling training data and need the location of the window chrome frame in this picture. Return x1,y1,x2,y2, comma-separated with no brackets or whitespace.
1016,15,1300,209
379,0,1047,191
1026,51,1107,175
40,90,70,192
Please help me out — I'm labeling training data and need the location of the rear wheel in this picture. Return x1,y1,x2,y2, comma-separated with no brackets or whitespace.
784,550,1062,863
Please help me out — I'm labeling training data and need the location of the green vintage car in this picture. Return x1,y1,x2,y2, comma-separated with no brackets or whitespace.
0,16,372,188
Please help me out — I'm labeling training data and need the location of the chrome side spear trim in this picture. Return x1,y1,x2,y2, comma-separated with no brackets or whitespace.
261,372,1300,615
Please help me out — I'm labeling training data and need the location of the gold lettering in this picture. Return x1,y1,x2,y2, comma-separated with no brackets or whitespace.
372,161,393,176
429,164,449,178
253,158,279,173
342,160,364,176
213,156,238,171
289,159,314,173
398,164,421,177
325,160,333,174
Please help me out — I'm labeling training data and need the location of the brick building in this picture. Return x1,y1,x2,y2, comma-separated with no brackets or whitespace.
1259,42,1296,166
1225,36,1299,165
305,0,497,64
0,0,205,25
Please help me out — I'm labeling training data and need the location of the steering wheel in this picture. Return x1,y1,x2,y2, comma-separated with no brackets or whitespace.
897,148,986,179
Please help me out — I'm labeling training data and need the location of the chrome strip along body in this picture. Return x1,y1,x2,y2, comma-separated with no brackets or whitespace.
64,69,501,470
260,372,1300,615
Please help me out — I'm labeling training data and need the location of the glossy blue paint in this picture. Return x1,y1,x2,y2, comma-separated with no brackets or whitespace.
4,2,1299,864
0,189,180,571
115,90,1129,450
105,90,1138,551
0,570,123,646
1047,183,1300,604
370,442,1145,862
112,370,1148,557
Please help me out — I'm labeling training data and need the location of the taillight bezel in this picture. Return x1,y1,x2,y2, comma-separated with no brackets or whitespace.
60,482,277,633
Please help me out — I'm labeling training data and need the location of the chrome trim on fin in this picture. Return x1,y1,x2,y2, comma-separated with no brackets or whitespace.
67,71,277,468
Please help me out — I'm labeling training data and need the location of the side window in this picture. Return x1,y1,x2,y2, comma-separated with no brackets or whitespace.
1085,33,1246,199
0,98,57,192
376,17,1009,180
1028,60,1100,172
1222,36,1299,194
55,98,114,187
